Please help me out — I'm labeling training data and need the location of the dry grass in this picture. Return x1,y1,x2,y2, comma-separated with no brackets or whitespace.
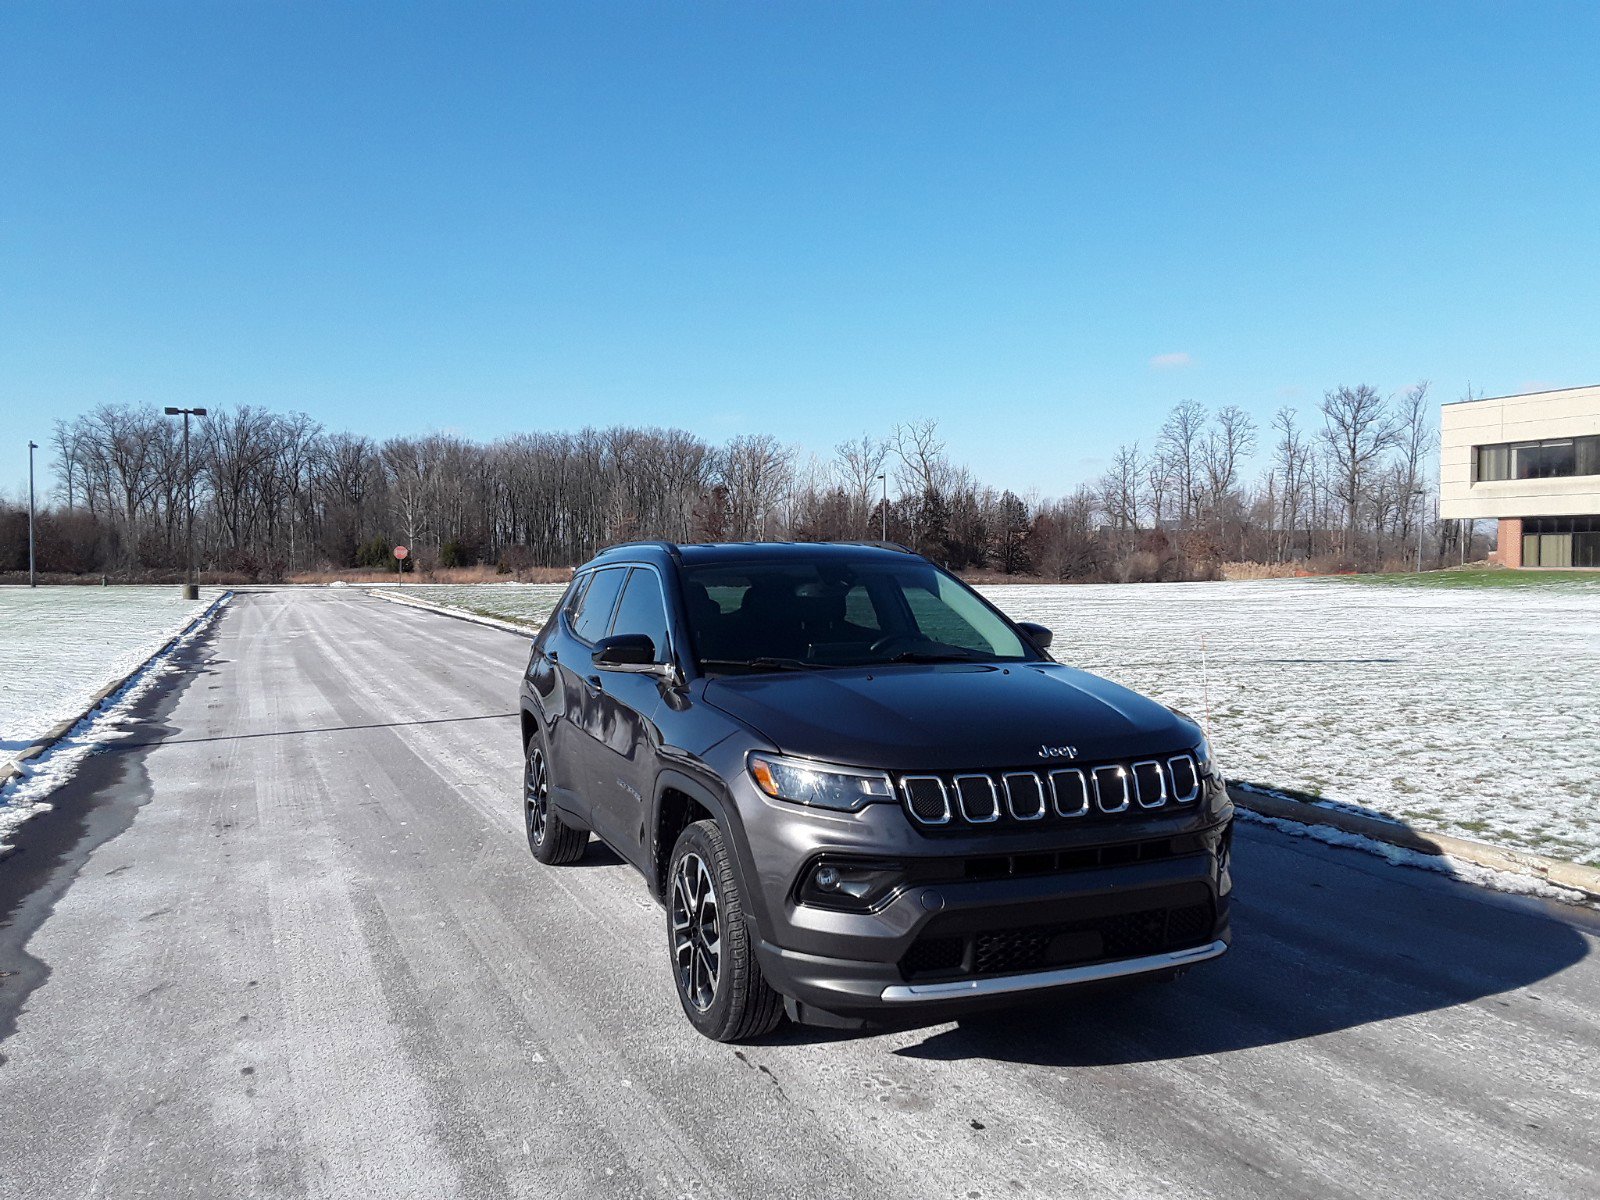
287,564,574,586
1218,561,1318,580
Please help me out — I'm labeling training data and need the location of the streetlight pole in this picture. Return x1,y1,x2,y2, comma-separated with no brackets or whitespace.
164,407,208,600
877,473,887,543
1411,487,1427,572
27,440,38,587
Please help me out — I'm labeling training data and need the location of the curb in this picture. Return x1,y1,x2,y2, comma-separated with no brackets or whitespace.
0,591,234,794
362,588,541,637
1230,782,1600,903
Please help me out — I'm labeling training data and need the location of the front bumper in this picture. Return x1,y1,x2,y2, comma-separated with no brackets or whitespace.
752,844,1232,1025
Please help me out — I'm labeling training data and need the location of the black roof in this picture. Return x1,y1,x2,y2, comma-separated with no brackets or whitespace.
585,540,919,569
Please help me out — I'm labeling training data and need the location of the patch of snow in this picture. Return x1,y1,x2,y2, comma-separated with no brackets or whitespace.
982,579,1600,866
1236,809,1593,908
1,586,224,749
1,591,232,849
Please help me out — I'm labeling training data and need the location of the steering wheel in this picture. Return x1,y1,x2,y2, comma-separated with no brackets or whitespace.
868,633,932,657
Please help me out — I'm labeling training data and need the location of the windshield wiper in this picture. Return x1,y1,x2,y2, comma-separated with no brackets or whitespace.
883,649,988,664
698,657,824,673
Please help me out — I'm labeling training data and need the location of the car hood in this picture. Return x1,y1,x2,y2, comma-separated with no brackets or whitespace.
700,662,1200,771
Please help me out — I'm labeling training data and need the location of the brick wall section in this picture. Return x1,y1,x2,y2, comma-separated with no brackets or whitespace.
1495,517,1523,567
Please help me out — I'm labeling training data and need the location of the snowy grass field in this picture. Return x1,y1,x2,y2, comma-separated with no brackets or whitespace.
1,586,229,847
377,576,1600,866
0,586,223,754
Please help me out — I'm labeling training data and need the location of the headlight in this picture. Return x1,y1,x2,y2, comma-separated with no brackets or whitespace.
1194,737,1220,779
747,753,893,811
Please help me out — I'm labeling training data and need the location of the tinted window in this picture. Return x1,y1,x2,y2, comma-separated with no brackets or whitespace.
680,558,1031,670
571,567,627,642
611,568,671,659
562,573,592,618
1480,438,1598,482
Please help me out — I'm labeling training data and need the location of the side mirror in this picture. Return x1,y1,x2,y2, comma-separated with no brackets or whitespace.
594,634,672,676
1017,621,1053,651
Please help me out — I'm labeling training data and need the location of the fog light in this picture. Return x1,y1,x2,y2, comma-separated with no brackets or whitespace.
798,859,906,912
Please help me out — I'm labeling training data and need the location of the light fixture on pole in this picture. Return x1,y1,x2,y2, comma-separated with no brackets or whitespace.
27,440,38,587
164,407,209,600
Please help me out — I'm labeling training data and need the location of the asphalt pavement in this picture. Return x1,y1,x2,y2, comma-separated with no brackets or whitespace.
1,588,1596,1200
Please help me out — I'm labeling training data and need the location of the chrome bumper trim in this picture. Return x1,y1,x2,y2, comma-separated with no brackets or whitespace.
879,939,1227,1002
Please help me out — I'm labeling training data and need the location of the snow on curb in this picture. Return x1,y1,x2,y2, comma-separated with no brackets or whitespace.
0,591,234,852
1231,783,1600,907
363,588,539,637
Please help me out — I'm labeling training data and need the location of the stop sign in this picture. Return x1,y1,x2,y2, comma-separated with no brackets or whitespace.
393,545,409,561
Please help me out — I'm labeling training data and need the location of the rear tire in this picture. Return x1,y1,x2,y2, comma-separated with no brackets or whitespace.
525,736,587,865
667,819,784,1042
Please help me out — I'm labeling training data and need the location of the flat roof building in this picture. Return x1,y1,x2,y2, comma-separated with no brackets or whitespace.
1439,384,1600,568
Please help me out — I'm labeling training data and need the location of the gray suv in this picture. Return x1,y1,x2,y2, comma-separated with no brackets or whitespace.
519,541,1232,1041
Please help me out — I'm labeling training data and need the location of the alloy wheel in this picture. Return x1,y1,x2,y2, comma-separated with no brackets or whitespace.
525,746,549,846
671,852,721,1012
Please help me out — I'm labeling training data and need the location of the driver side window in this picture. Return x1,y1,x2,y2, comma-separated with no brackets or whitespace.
611,568,671,660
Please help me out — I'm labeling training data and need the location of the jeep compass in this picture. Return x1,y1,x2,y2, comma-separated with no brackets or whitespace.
519,541,1232,1041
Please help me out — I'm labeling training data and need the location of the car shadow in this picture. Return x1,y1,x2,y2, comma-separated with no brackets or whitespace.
885,822,1593,1066
568,840,626,869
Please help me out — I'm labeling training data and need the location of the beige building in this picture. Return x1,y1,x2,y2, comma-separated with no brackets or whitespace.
1439,384,1600,568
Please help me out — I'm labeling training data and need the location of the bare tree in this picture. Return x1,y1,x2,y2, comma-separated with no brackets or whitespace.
1098,443,1143,534
1393,381,1435,547
1319,385,1398,563
1156,401,1207,528
1270,407,1310,561
833,433,890,535
720,434,793,541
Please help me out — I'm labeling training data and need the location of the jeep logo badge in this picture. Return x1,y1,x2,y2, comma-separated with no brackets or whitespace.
1037,744,1079,760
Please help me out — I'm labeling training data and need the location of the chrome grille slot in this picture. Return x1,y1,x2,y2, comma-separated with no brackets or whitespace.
1093,765,1131,813
1168,754,1200,803
897,753,1202,827
902,776,950,824
1049,768,1089,818
1002,772,1046,821
1131,760,1167,808
954,774,1000,823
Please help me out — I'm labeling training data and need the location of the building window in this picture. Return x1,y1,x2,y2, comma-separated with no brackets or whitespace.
1476,436,1599,482
1520,516,1600,568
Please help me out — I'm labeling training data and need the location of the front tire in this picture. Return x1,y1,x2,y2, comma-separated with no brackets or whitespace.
667,820,784,1042
524,736,587,865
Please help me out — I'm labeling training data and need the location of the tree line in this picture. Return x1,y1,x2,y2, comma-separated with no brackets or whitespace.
2,386,1467,582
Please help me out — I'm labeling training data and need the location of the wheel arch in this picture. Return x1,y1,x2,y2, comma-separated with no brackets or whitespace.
650,769,763,929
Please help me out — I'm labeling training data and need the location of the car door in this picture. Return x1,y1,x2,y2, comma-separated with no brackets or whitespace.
549,564,629,804
580,565,674,866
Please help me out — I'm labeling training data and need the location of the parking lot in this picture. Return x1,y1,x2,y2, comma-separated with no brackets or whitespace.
1,589,1596,1199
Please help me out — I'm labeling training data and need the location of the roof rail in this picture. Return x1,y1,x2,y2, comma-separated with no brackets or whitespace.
830,539,918,555
594,539,682,560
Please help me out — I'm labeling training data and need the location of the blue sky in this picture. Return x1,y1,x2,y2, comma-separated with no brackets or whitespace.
4,1,1598,501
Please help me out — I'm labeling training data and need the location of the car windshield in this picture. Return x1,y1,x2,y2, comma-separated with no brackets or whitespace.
679,558,1036,672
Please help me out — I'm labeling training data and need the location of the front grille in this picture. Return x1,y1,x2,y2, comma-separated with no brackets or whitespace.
955,834,1198,881
899,901,1215,981
898,753,1203,830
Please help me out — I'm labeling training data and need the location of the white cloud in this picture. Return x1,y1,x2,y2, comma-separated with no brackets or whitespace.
1149,352,1192,370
